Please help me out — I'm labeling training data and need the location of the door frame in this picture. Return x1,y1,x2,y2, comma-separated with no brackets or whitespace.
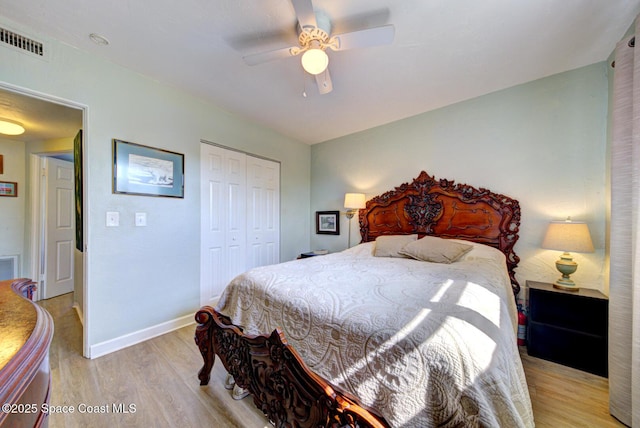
1,81,91,358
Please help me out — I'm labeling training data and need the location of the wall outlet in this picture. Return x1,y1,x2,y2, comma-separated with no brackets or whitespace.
106,211,119,227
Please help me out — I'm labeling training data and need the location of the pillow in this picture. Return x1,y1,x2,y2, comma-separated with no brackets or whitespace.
398,235,473,263
343,241,375,257
374,234,418,258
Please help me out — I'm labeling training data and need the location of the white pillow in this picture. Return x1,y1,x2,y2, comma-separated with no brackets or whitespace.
399,235,473,263
374,234,418,258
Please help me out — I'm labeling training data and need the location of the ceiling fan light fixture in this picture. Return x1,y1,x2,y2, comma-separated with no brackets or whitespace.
0,119,25,136
301,48,329,75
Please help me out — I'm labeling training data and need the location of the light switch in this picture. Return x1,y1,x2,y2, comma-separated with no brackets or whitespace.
106,211,119,227
135,212,147,227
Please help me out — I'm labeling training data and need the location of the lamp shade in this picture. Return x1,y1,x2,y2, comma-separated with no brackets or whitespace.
542,220,594,253
344,193,366,209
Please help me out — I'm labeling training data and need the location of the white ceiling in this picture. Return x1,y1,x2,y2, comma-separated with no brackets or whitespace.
1,0,639,144
0,88,82,143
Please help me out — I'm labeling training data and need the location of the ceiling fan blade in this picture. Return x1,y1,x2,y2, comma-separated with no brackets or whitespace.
315,68,333,95
330,24,395,51
242,46,296,66
291,0,317,30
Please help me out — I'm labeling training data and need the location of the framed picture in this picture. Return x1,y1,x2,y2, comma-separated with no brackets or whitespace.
0,181,17,197
113,139,184,198
316,210,340,235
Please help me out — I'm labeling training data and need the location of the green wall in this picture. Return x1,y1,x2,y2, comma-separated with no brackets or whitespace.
0,16,310,355
311,62,609,294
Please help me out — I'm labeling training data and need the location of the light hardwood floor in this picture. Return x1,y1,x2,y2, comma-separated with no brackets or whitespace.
38,293,625,428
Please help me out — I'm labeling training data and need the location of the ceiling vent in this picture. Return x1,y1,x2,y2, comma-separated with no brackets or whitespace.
0,26,44,57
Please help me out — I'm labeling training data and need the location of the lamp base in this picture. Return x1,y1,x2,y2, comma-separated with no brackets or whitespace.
553,252,579,292
553,282,580,292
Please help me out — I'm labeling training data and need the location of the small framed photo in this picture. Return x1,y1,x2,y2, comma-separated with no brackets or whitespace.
316,210,340,235
113,139,184,198
0,181,17,197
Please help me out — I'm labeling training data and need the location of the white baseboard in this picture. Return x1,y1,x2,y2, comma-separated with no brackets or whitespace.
72,302,84,326
89,314,195,359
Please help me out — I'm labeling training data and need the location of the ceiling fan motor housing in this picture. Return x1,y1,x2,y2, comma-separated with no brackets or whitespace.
298,27,329,49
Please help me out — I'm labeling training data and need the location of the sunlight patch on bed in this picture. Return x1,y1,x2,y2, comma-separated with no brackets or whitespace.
430,279,454,302
456,281,502,328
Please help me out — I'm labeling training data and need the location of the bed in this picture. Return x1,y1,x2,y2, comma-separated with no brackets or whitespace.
195,171,534,427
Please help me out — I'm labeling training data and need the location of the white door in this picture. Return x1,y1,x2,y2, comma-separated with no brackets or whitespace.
200,144,247,305
246,156,280,270
224,149,247,282
43,157,75,299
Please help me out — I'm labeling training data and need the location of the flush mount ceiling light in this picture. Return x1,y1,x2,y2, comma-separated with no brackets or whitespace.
89,33,110,46
0,119,25,136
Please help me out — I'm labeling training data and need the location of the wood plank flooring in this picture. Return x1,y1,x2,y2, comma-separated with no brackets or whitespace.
520,349,625,428
38,293,626,428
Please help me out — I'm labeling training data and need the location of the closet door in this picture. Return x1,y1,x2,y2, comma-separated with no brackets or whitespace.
201,144,280,306
246,156,280,270
225,151,248,281
200,144,246,305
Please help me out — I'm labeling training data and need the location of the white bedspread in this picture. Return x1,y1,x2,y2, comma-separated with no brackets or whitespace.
216,241,534,427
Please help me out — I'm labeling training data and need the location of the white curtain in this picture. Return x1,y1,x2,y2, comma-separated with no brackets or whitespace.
610,18,640,427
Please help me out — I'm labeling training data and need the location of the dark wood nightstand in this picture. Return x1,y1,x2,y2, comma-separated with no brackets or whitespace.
526,280,608,377
298,250,329,259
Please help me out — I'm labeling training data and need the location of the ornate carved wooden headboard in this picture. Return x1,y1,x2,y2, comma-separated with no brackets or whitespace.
359,171,521,296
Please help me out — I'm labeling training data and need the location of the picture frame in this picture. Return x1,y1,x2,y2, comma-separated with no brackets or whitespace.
113,139,184,198
0,181,17,197
316,210,340,235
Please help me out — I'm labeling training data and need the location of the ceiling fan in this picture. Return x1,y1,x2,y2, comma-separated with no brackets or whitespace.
242,0,395,95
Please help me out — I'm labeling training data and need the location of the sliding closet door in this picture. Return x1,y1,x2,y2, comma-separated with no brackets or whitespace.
200,143,280,306
246,156,280,270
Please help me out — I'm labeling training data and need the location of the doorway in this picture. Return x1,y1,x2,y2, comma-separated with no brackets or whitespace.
0,82,89,357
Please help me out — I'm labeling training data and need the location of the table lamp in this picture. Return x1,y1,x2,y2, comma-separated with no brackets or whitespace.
541,218,594,291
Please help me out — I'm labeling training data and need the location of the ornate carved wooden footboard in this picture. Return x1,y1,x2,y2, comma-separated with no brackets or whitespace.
195,306,389,428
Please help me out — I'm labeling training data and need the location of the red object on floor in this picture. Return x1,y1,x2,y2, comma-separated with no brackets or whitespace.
517,309,527,346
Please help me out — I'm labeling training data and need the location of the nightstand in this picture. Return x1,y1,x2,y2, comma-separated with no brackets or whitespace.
526,280,608,377
298,250,329,259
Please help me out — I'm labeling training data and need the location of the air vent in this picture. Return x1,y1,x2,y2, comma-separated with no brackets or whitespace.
0,26,44,57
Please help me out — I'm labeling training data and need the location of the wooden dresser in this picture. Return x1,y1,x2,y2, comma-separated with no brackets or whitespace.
0,278,54,427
